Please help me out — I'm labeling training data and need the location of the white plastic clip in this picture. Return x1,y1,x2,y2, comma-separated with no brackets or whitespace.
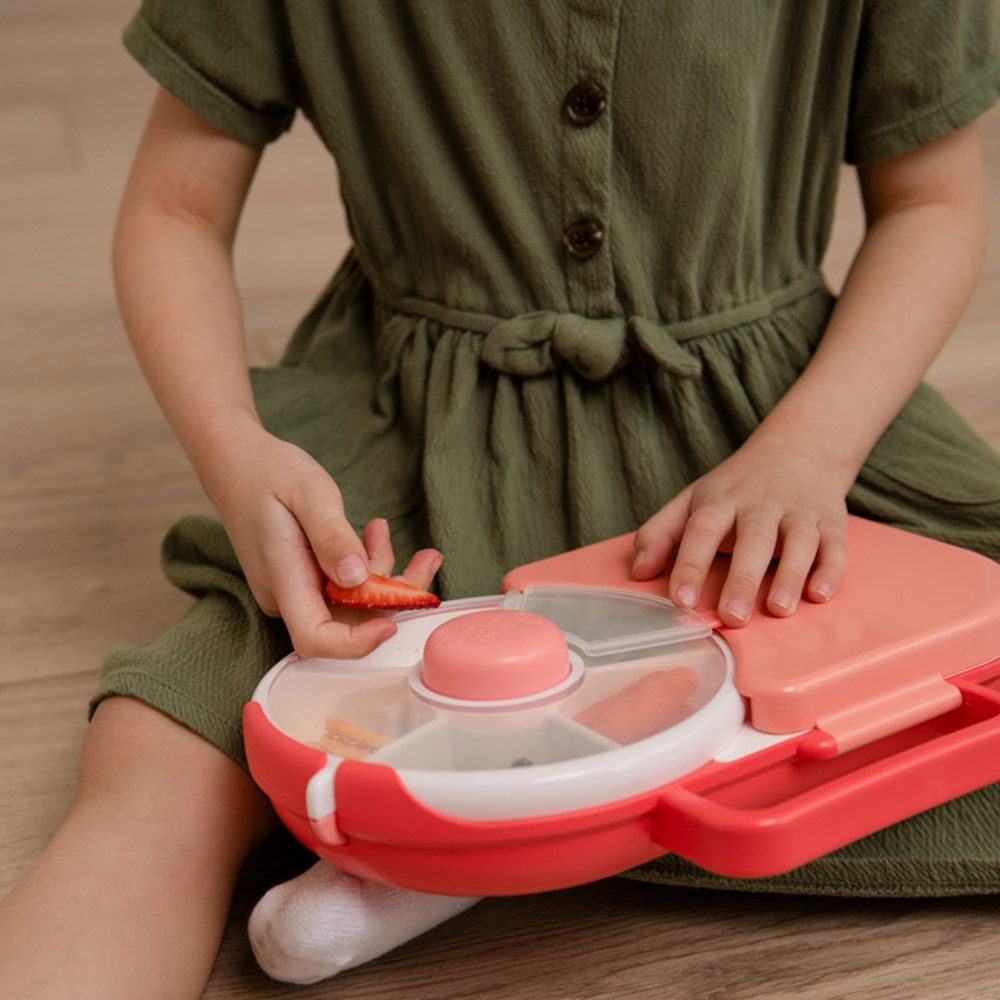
305,758,346,846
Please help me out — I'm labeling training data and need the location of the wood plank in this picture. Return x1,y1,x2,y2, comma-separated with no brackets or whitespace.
207,877,1000,1000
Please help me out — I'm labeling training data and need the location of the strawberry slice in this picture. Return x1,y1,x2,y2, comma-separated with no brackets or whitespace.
324,572,441,610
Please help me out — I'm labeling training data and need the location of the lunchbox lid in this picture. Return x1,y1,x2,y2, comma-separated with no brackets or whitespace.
501,515,1000,757
252,587,747,818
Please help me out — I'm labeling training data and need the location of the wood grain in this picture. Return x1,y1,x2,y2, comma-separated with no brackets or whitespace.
2,1,999,997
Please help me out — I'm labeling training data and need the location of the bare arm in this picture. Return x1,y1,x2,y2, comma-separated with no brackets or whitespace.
113,88,264,479
633,123,988,626
114,88,441,655
754,122,987,482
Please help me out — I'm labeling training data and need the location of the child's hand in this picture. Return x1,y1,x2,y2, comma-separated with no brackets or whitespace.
205,425,443,658
630,437,849,627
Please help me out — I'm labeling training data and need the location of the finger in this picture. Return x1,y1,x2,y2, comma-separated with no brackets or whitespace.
363,518,395,576
766,517,820,617
289,471,370,588
717,511,779,627
396,547,445,592
805,523,848,603
272,547,397,659
631,489,692,580
667,503,734,609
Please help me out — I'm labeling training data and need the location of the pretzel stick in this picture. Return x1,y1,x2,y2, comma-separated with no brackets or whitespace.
324,716,393,750
320,733,371,760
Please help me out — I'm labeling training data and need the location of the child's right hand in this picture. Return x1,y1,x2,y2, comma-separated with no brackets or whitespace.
203,423,443,660
111,92,441,658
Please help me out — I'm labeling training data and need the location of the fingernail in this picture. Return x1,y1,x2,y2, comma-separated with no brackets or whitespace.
676,585,698,607
814,581,832,600
335,554,368,587
631,552,646,574
771,588,795,611
726,598,749,622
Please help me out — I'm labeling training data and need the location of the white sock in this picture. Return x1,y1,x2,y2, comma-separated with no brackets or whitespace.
248,860,482,984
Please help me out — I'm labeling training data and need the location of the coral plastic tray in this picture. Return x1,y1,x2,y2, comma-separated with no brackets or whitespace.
244,516,1000,895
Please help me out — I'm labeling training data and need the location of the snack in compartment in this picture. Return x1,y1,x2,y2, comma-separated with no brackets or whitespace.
324,715,393,750
319,733,371,760
318,715,394,759
573,668,698,744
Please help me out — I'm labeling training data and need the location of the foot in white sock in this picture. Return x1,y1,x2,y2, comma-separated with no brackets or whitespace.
248,860,482,984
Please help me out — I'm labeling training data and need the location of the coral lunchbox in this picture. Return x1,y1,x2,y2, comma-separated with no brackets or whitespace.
244,516,1000,895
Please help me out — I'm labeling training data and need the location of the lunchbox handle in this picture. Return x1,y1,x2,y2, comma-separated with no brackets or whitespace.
650,667,1000,878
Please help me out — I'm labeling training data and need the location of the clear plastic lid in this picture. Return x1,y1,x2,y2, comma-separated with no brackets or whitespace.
260,588,735,774
510,586,712,656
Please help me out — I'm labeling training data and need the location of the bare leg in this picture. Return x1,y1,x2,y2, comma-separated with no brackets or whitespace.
0,696,276,1000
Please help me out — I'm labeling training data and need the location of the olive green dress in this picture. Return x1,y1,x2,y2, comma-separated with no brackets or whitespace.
93,0,1000,896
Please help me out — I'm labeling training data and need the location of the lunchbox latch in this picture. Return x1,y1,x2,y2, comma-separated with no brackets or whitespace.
796,674,962,759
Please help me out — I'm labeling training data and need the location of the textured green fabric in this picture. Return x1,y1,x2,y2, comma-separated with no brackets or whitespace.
94,0,1000,896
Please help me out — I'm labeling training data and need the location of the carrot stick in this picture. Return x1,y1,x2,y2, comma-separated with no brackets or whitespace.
574,668,698,743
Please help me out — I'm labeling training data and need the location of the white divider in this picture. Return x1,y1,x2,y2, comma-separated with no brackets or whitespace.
366,712,617,771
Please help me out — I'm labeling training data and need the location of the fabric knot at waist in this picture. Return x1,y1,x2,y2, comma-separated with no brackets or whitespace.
373,271,828,381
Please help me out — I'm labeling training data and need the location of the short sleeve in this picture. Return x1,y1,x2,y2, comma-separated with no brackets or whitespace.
123,0,297,145
845,0,1000,166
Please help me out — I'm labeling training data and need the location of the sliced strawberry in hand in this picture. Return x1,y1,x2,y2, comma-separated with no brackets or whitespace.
324,572,441,610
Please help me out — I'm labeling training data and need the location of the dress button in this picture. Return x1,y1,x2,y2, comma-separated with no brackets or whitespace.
562,218,604,258
564,81,607,126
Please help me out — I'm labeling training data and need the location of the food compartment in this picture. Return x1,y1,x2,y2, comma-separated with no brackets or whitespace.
558,638,730,745
367,713,617,771
512,587,710,656
265,660,436,751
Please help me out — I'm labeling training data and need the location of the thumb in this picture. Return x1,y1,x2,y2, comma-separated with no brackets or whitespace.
631,487,692,580
291,472,370,588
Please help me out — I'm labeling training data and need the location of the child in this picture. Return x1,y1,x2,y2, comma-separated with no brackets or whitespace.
3,0,1000,994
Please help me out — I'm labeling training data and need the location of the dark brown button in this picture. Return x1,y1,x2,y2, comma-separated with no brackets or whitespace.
564,81,607,126
562,218,604,258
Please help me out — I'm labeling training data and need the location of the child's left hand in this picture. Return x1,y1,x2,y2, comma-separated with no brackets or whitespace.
630,436,852,627
628,124,988,629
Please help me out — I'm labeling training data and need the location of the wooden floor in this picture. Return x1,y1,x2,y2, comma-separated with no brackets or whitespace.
2,2,999,997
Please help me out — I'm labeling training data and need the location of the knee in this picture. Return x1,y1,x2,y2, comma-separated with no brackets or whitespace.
77,697,275,850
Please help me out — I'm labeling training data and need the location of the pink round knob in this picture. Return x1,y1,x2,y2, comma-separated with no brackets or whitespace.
421,610,570,701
